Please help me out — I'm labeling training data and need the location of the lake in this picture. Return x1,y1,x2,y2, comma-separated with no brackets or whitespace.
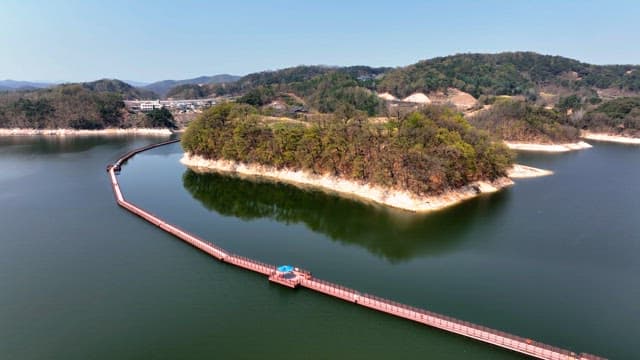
1,135,638,359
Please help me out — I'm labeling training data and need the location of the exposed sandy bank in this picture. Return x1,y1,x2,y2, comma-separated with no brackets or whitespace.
402,93,431,104
581,131,640,145
181,153,514,213
446,88,477,110
507,164,553,178
504,141,592,152
0,128,174,136
377,92,398,101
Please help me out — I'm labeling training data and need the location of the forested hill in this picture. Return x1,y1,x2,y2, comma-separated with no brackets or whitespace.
0,80,174,129
174,65,390,97
174,65,391,115
378,52,640,99
166,53,640,104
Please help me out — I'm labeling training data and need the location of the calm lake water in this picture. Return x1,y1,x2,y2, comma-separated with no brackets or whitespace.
1,136,638,359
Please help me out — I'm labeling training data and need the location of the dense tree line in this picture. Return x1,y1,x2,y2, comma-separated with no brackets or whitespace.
0,82,174,129
182,103,513,196
470,99,580,143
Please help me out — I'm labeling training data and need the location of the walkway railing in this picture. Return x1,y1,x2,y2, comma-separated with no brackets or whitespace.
107,140,606,360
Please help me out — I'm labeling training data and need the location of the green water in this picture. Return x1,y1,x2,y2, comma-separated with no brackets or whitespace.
1,136,638,359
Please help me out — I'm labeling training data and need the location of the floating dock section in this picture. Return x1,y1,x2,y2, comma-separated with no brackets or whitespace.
107,140,605,360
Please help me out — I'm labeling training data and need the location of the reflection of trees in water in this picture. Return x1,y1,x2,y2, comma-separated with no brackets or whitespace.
0,136,180,165
182,170,510,262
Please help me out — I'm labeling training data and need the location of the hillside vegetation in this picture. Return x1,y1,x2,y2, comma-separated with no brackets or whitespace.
470,99,580,143
237,71,383,115
170,65,389,115
578,97,640,136
182,103,513,195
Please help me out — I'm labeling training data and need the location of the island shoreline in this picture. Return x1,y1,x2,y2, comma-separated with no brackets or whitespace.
181,153,517,213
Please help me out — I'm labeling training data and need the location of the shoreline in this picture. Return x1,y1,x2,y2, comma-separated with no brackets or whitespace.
181,153,514,213
0,128,175,136
581,131,640,145
504,141,592,152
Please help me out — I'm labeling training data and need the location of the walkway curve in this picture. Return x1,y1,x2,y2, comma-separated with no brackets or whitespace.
107,139,605,360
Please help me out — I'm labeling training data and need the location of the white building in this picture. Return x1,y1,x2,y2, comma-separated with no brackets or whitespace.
139,100,162,111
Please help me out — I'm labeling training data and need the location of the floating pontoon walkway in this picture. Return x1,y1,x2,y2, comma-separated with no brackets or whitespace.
107,140,605,360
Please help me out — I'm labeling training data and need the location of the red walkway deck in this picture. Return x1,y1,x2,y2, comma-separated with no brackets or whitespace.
107,140,605,360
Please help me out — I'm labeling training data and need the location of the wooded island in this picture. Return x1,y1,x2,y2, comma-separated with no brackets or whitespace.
181,103,513,210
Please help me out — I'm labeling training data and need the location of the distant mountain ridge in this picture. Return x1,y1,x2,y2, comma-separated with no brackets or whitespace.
1,75,241,97
122,80,150,87
143,74,241,97
80,79,157,99
0,80,55,91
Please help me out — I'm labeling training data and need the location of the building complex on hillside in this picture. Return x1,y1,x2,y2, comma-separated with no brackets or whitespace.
125,98,217,113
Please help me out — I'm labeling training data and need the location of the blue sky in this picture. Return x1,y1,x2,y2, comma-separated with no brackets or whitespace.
1,0,639,82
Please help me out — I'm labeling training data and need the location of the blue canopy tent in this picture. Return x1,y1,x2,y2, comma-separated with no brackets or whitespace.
277,265,294,273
